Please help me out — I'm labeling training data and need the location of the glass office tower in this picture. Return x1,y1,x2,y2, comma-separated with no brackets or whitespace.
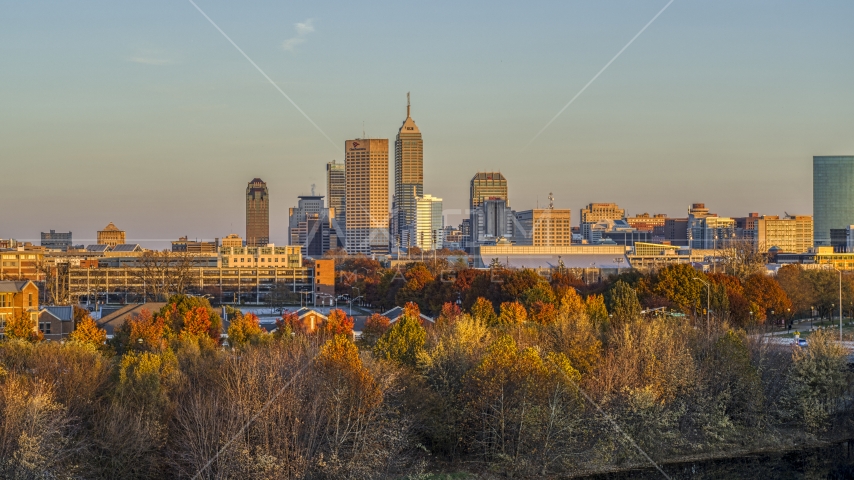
813,156,854,245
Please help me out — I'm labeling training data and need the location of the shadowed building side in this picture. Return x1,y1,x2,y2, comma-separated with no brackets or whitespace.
246,178,270,247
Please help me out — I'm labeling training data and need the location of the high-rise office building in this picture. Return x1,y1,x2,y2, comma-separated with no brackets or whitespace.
345,139,389,255
471,198,514,246
412,194,443,251
288,195,338,256
814,156,854,246
394,94,424,246
327,160,346,239
580,203,625,240
470,172,509,211
97,223,125,247
246,178,269,247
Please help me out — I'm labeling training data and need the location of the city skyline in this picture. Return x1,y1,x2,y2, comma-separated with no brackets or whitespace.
2,2,853,246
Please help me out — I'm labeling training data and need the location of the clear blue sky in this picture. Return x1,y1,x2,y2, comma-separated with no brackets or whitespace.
1,1,852,246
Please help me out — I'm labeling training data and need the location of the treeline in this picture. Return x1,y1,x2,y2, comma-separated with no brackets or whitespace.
341,258,849,327
1,281,853,478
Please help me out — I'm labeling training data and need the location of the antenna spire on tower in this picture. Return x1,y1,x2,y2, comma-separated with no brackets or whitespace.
407,91,411,117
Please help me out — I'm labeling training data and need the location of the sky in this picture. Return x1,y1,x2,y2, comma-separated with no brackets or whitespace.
1,1,853,247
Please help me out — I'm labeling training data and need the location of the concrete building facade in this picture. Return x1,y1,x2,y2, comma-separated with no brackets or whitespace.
345,138,389,255
754,215,814,253
514,209,573,247
580,203,625,239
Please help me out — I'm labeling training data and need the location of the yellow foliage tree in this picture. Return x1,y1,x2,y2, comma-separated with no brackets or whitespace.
227,312,267,349
497,301,528,325
69,315,107,347
3,312,42,343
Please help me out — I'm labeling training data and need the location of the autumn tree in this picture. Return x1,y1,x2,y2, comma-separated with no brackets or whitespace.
469,297,497,325
358,313,390,349
549,289,602,375
436,302,463,328
585,294,609,330
321,309,355,337
743,273,792,323
227,312,267,349
653,264,707,314
607,280,641,327
274,312,299,338
69,315,107,347
3,312,42,342
373,312,426,367
395,263,434,310
497,301,528,326
462,335,582,474
529,301,558,325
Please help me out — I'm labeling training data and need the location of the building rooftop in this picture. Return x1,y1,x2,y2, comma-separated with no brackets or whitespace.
0,280,35,293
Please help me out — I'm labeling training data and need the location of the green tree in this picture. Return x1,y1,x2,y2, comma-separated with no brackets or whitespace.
373,312,426,367
653,264,707,313
607,280,642,326
585,294,609,329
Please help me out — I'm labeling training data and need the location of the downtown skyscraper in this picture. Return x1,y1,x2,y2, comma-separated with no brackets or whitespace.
393,93,423,247
246,178,269,247
345,138,389,255
326,160,346,241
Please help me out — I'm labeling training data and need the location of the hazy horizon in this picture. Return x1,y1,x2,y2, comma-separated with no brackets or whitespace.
2,1,852,248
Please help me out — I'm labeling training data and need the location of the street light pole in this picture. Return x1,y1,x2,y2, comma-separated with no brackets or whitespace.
694,277,710,335
833,267,843,342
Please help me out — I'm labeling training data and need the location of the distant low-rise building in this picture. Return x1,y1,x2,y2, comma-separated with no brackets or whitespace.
41,230,73,251
625,213,667,232
97,223,126,247
580,203,625,240
172,237,218,253
754,215,813,253
514,208,573,247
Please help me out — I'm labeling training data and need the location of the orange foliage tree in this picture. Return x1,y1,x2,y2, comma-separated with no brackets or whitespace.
322,309,355,336
744,273,792,323
497,301,528,325
181,306,212,338
69,315,107,346
359,313,390,348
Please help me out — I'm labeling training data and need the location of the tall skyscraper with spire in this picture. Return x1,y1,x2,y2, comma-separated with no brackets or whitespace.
394,93,423,247
246,178,269,247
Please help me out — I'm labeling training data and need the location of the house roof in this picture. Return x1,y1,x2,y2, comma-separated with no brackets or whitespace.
43,306,74,322
295,307,328,320
0,280,35,293
97,303,167,335
86,244,111,253
112,244,142,252
382,307,434,323
39,309,62,323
